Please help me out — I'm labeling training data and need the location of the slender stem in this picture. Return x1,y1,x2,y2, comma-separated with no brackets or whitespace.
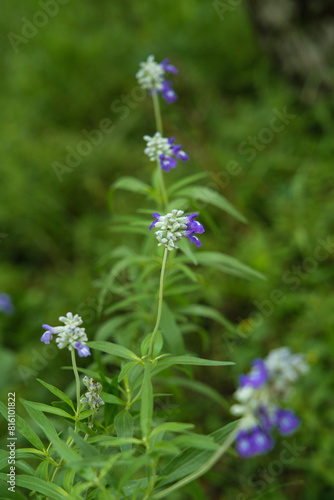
152,429,238,499
152,91,169,211
148,247,169,358
152,91,163,134
71,347,81,430
157,158,169,211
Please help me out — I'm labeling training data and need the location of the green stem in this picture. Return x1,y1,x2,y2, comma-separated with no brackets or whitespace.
152,91,169,211
71,347,81,431
152,429,238,499
152,91,163,134
148,247,168,358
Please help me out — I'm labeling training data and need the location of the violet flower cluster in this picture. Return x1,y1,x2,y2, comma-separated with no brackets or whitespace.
41,312,91,357
149,210,204,250
136,55,178,103
231,347,309,458
144,132,189,172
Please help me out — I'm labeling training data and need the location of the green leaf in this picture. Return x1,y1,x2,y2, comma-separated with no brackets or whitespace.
177,238,198,266
68,427,99,457
177,304,239,336
114,410,134,452
118,361,138,383
0,450,9,472
174,185,247,223
35,459,49,480
100,392,125,406
37,379,75,411
87,341,140,361
150,422,194,438
0,401,44,451
63,467,76,493
20,401,74,419
160,302,185,355
157,421,237,487
167,172,208,196
2,474,69,499
21,400,81,465
159,355,234,368
159,376,227,407
140,363,153,439
195,251,266,281
172,433,219,450
0,479,27,499
141,330,164,357
95,315,131,341
113,176,150,195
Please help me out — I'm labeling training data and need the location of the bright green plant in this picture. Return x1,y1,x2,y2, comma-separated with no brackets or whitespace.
0,55,308,500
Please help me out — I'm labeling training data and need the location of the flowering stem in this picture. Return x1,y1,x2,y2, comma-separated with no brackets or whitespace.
148,247,168,359
152,429,238,499
152,91,169,211
71,347,81,430
152,91,163,135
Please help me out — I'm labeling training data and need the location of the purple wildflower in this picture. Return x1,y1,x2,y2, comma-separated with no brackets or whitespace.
136,55,178,104
240,359,268,389
0,293,14,315
275,408,300,435
236,427,273,458
161,80,177,104
75,342,91,358
149,210,204,250
144,133,188,173
185,213,205,247
41,324,54,344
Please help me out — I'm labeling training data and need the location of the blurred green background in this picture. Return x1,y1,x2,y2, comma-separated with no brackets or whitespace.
1,1,334,499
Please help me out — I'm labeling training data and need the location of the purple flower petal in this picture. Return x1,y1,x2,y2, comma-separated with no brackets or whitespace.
275,408,300,435
176,150,189,161
161,58,178,74
149,213,160,231
41,331,53,344
252,426,274,455
75,341,91,357
0,293,14,315
159,155,177,172
188,235,202,247
236,429,258,458
240,359,268,389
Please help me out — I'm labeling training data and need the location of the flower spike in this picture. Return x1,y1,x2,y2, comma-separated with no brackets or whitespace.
231,347,308,458
144,132,188,172
136,55,178,103
150,210,204,251
40,312,91,356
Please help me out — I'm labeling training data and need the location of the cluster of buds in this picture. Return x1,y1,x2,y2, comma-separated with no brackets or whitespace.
41,312,91,357
136,55,178,103
81,376,104,413
144,133,189,172
149,210,204,250
231,347,309,458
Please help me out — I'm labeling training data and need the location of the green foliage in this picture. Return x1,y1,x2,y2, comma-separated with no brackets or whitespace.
1,0,332,498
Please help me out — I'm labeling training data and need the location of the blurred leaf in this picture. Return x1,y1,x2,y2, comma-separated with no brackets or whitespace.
150,422,194,438
87,341,140,361
173,186,247,223
160,302,185,355
114,410,134,452
37,379,75,411
0,401,44,451
195,251,266,281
